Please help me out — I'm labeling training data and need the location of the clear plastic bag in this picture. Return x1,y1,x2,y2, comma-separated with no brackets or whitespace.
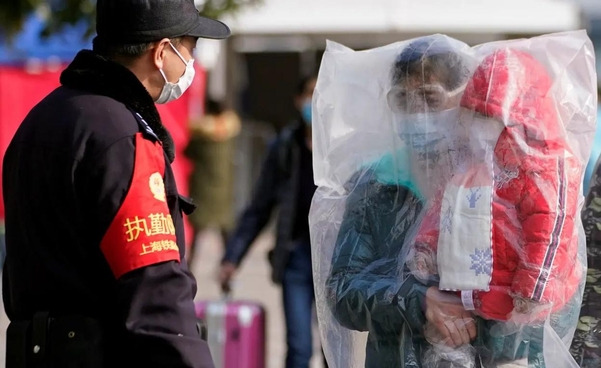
310,31,597,368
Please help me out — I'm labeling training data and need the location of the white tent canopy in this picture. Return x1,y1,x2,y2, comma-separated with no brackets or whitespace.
222,0,581,36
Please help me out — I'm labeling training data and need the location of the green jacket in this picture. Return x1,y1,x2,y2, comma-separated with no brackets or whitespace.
184,135,236,232
326,164,429,367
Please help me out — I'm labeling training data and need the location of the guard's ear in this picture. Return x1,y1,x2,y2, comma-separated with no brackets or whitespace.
152,38,171,70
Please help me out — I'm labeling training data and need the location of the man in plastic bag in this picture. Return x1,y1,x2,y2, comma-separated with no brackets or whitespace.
324,35,477,368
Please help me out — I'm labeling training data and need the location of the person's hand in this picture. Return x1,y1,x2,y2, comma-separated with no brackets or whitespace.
217,261,237,293
409,249,437,282
423,320,447,345
424,287,477,347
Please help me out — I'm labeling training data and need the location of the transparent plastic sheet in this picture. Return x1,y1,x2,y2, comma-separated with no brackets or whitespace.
309,31,597,368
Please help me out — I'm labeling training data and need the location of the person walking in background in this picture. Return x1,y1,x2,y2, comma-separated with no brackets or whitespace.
185,98,241,268
218,75,327,368
2,0,230,367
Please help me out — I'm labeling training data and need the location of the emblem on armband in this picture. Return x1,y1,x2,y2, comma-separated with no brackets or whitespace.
149,172,166,202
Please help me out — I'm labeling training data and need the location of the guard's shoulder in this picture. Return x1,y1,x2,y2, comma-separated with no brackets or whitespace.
68,92,163,150
67,92,140,140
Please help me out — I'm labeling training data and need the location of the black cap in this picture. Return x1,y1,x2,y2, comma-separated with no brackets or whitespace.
96,0,231,44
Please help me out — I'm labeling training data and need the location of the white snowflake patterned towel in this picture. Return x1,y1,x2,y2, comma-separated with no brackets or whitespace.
437,165,494,291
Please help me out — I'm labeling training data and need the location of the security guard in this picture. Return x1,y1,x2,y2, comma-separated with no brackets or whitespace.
2,1,230,367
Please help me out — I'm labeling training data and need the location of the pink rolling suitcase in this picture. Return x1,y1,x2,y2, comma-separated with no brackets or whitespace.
195,299,266,368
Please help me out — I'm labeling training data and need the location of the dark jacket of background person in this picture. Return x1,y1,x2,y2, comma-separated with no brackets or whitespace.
570,155,601,367
2,50,212,368
223,120,308,284
326,168,429,368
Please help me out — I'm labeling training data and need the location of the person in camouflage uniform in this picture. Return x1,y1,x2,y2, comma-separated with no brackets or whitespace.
570,152,601,367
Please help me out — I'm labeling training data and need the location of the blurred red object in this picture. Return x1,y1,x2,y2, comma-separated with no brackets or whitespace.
0,62,206,251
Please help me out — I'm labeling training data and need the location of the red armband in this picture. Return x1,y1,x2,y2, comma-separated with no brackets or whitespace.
100,133,180,279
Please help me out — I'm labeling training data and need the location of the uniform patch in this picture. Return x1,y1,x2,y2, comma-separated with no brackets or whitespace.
100,133,180,279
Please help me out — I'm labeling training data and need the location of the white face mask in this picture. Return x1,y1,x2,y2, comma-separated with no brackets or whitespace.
395,108,468,197
397,107,461,151
155,42,195,104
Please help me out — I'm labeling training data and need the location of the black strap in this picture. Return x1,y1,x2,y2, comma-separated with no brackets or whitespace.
277,127,295,177
178,194,197,215
128,108,160,141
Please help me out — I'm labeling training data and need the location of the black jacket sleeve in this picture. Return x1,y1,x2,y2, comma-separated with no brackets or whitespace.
222,137,282,265
79,135,213,368
326,174,428,336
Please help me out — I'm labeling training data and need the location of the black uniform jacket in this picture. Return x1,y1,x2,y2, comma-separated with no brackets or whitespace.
2,50,214,368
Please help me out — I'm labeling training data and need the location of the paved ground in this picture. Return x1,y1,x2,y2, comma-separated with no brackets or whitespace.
190,227,326,368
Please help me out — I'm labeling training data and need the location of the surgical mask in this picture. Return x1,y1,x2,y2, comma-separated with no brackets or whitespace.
301,100,312,126
397,107,461,149
395,108,465,197
156,42,196,104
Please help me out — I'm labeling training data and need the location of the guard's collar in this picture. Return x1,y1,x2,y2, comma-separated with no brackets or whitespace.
60,50,175,162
